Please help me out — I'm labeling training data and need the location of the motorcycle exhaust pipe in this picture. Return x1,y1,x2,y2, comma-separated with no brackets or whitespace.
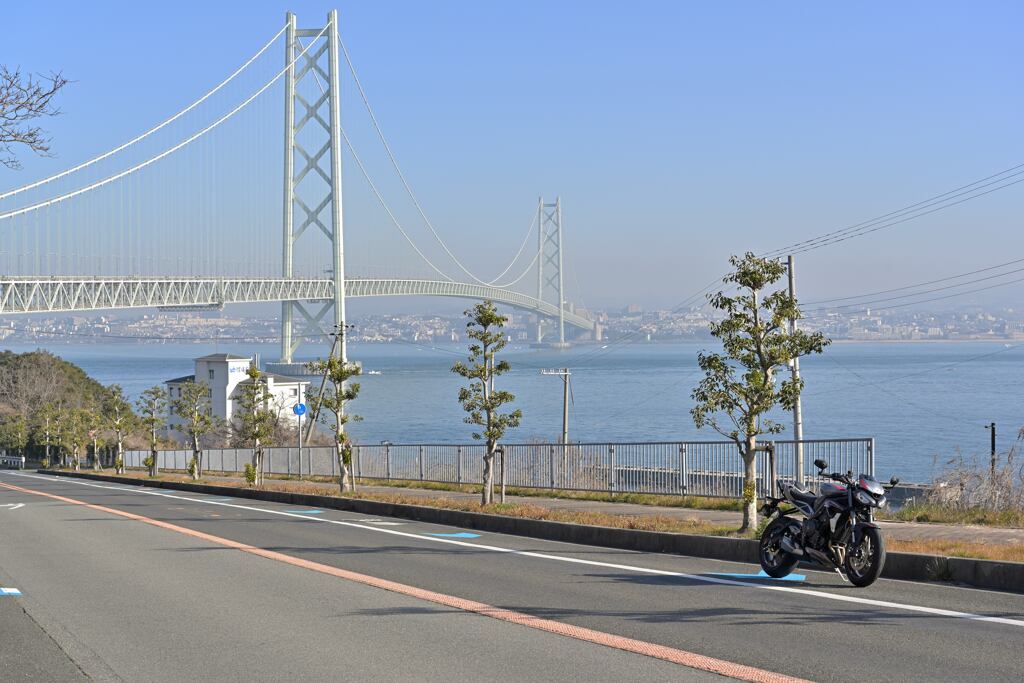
779,537,803,556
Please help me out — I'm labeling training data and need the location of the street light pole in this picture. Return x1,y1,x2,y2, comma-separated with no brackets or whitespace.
985,422,996,482
788,255,805,485
541,368,571,444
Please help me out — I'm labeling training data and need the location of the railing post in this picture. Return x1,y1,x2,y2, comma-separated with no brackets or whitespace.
355,446,361,480
549,445,555,489
457,446,463,484
609,445,617,493
385,444,391,481
679,443,687,495
868,438,875,477
418,445,425,481
768,442,777,498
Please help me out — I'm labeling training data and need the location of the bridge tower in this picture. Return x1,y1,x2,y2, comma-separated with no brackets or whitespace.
536,197,566,346
276,10,347,373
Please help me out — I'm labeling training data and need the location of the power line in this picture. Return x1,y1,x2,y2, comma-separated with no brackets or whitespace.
762,163,1024,258
803,256,1024,305
802,272,1024,320
802,263,1024,314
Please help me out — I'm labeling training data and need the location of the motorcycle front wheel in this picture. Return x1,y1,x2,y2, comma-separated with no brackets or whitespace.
759,517,800,578
845,526,886,587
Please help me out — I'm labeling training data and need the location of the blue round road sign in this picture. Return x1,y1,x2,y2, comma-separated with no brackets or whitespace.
293,403,307,416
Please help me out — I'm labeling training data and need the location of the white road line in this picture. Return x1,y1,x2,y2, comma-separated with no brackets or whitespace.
8,472,1024,629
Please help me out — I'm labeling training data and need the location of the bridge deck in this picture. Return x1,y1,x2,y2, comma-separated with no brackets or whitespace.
0,277,595,331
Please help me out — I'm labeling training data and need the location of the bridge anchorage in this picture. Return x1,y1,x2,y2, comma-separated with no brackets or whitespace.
0,9,599,368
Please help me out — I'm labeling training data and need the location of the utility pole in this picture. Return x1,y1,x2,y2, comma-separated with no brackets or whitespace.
540,368,571,444
787,255,805,485
985,422,996,482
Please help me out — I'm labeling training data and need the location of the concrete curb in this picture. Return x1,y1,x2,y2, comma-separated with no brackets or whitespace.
35,469,1024,594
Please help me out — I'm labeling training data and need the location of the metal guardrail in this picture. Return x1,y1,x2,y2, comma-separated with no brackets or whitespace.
0,454,26,469
123,438,873,499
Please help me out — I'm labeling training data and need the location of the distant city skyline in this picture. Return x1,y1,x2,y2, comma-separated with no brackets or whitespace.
3,1,1023,311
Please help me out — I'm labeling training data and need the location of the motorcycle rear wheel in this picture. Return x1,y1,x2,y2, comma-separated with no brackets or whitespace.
759,517,800,578
845,526,885,587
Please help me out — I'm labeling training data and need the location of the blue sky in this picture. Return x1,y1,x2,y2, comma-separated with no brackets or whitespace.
4,1,1023,311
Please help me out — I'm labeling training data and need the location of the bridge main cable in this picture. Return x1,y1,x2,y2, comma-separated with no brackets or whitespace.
0,23,329,222
0,24,288,202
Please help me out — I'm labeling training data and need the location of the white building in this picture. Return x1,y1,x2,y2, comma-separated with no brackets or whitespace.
165,354,310,441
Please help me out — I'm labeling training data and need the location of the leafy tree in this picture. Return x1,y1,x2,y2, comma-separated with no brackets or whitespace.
103,385,135,474
0,66,69,169
172,381,218,480
233,366,277,487
66,408,91,471
84,408,103,470
305,355,361,493
691,253,829,532
136,386,168,477
0,415,28,459
451,301,522,505
34,402,60,466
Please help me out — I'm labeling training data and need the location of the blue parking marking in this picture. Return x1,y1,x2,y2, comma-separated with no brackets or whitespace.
1,587,22,596
427,532,481,539
706,570,806,582
287,509,324,514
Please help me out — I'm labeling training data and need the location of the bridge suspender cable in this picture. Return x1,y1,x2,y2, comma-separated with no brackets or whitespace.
0,24,288,202
338,35,537,287
0,23,329,223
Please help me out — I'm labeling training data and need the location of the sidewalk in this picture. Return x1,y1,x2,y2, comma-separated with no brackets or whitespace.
158,472,1024,547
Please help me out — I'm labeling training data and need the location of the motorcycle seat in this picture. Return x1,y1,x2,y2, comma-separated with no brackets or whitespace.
782,483,817,506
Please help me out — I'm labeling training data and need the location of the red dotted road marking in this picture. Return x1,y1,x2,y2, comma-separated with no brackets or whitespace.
0,480,809,683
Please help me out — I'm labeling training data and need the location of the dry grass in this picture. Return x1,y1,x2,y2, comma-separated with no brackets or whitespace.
362,479,744,511
882,503,1024,528
889,538,1024,563
70,468,742,537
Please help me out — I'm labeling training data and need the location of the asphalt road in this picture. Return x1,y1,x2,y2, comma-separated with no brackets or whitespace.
2,471,1023,682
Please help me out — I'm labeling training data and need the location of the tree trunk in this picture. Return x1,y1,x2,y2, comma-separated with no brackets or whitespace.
149,429,159,476
191,433,201,480
336,444,353,494
740,435,758,533
116,436,124,474
92,439,101,470
481,447,495,505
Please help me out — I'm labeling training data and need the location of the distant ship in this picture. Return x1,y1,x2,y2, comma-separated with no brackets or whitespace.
366,369,383,375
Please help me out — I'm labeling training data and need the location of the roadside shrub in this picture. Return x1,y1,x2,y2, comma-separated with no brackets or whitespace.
40,458,50,469
244,462,257,486
187,457,197,479
142,455,154,469
926,434,1024,513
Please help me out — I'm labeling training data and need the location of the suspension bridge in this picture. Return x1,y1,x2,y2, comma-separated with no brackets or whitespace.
0,10,599,372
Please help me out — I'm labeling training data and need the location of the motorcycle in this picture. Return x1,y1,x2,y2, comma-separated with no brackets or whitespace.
758,458,899,587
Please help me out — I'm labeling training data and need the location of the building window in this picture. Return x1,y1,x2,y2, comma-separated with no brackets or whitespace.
290,388,297,397
209,369,215,380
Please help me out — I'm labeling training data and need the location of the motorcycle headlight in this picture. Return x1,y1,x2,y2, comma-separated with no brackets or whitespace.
855,490,876,507
876,495,886,509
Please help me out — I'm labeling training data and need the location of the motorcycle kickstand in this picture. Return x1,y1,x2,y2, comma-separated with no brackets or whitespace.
834,568,849,583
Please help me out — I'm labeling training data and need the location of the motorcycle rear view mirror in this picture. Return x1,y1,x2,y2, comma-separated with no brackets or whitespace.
813,459,828,472
890,476,900,487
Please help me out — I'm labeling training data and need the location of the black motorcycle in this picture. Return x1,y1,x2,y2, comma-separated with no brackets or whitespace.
758,458,899,587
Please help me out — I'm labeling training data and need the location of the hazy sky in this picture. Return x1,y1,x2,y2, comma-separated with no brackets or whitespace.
4,1,1023,312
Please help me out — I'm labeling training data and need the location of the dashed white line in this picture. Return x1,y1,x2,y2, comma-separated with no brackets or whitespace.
6,471,1024,629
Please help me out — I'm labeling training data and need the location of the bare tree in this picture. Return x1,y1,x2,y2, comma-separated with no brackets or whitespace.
0,66,69,169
